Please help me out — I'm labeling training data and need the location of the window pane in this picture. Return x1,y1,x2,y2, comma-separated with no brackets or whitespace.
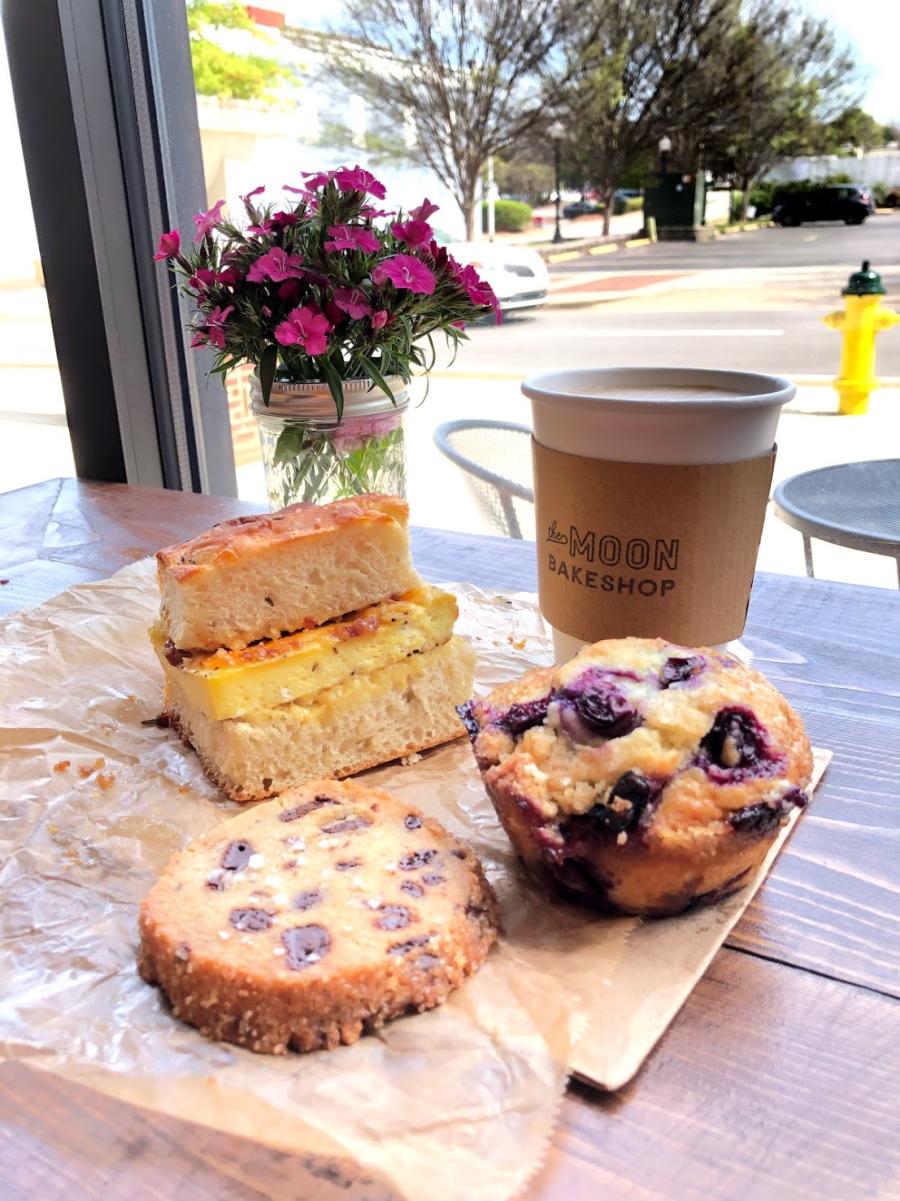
0,35,73,492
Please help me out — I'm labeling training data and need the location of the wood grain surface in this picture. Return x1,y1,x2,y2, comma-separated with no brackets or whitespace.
1,478,899,1201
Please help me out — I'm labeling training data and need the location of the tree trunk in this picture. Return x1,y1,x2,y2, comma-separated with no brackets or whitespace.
738,175,752,221
602,185,615,236
462,180,478,240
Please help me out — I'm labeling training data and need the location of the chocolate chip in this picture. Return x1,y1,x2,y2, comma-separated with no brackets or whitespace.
321,816,371,835
292,889,323,910
388,933,432,956
229,907,273,932
279,795,337,822
400,880,424,898
399,849,437,870
282,924,330,970
336,859,361,871
374,904,413,931
421,872,445,887
261,777,273,790
221,840,253,871
264,596,274,606
404,814,422,830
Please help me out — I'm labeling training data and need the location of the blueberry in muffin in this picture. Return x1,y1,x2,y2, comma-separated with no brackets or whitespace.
459,637,812,917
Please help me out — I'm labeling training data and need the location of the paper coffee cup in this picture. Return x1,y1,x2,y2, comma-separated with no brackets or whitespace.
521,367,795,659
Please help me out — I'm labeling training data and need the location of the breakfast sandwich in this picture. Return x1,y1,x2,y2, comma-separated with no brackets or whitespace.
152,495,474,800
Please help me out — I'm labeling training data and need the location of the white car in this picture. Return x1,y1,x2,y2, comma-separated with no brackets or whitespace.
441,237,549,313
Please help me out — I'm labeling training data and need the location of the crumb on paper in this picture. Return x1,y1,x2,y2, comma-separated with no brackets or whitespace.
53,760,71,774
401,752,423,766
178,785,190,794
507,635,527,651
0,579,8,586
78,757,106,780
96,772,116,790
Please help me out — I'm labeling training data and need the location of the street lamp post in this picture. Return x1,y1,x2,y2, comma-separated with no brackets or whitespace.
549,120,565,243
658,134,673,175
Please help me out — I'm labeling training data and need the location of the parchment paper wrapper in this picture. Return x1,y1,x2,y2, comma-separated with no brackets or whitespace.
0,562,828,1200
533,439,776,645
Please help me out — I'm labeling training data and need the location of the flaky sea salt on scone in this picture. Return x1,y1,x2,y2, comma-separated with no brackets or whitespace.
459,637,812,917
157,494,420,653
138,779,499,1053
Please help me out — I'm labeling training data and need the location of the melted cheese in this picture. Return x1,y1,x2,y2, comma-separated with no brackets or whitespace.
150,586,457,721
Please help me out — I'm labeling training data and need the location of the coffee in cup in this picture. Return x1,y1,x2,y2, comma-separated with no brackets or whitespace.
521,367,795,660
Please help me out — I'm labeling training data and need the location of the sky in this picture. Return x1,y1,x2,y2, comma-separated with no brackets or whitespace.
287,0,898,125
806,0,899,122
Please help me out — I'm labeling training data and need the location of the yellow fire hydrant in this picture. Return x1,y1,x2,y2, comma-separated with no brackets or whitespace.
823,260,900,415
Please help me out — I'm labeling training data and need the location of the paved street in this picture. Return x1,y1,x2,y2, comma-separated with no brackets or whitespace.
2,218,899,588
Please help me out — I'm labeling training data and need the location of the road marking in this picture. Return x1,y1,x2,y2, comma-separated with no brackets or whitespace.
546,249,584,263
589,243,619,255
551,328,785,337
624,237,651,248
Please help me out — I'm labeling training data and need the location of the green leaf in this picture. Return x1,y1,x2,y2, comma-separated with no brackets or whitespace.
319,357,345,422
259,343,278,406
357,354,396,404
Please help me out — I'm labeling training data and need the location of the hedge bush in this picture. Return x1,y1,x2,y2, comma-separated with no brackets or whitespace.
482,198,532,232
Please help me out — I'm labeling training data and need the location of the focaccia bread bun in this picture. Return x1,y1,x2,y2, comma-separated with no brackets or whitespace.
157,495,420,653
138,779,500,1053
166,635,477,802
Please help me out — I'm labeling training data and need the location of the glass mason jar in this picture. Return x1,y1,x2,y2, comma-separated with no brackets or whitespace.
251,377,408,510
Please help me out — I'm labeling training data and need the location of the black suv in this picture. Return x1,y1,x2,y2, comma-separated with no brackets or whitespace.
772,185,873,226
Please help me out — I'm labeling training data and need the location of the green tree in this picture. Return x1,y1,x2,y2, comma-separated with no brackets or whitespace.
188,0,290,101
559,0,739,235
820,106,889,153
669,1,856,219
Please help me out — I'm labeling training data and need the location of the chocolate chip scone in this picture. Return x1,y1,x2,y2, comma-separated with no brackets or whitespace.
460,637,812,917
138,779,499,1053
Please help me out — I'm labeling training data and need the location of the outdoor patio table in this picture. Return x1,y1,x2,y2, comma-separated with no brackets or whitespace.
1,478,899,1201
772,458,900,587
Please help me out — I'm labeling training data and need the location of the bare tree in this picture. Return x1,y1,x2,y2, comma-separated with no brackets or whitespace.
329,1,592,238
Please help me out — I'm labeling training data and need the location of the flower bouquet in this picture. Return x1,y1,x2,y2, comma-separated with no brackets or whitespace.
155,165,499,506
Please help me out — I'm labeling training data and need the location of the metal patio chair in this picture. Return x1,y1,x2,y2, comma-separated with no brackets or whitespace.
433,420,535,539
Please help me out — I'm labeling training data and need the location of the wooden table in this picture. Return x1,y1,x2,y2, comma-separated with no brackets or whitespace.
2,478,899,1201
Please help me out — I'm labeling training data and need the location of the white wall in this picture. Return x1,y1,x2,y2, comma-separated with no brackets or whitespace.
766,150,900,188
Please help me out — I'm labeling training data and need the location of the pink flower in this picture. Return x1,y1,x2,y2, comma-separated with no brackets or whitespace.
451,319,465,330
371,253,436,295
246,247,305,283
274,304,332,356
190,330,207,348
303,171,334,190
216,265,242,287
371,309,390,330
334,165,386,198
272,209,298,228
324,224,381,253
187,267,217,291
154,229,180,260
456,263,501,320
192,200,225,243
410,198,439,221
240,185,265,205
332,286,372,319
204,304,234,349
360,205,394,219
391,218,432,248
248,218,276,236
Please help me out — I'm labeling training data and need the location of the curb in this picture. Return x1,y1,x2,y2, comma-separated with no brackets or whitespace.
540,234,635,264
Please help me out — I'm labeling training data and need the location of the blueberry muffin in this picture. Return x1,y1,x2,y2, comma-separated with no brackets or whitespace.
459,637,812,917
138,779,499,1053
